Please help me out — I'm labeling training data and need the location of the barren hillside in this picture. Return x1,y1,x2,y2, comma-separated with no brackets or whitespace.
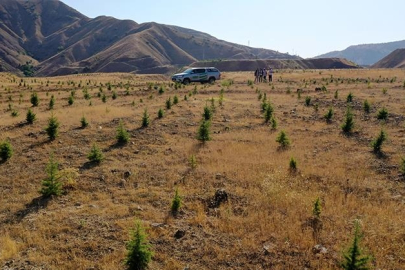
0,0,298,76
372,49,405,68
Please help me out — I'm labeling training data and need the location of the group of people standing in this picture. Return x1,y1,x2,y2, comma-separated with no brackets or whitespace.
254,67,273,83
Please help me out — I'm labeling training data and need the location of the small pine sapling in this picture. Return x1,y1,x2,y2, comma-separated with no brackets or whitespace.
171,188,182,214
189,154,197,170
313,197,321,218
166,97,172,109
363,100,370,114
173,95,179,104
87,143,104,163
324,107,334,123
80,116,89,128
49,95,55,110
289,157,297,173
276,130,290,148
270,116,277,130
264,103,274,123
341,107,354,134
30,92,39,107
197,120,211,143
40,154,62,197
116,120,129,144
371,129,387,154
347,92,354,103
68,95,74,105
26,109,36,124
203,106,212,121
142,109,150,128
376,107,388,120
157,108,164,119
125,220,153,270
45,114,60,141
340,221,371,270
305,96,311,106
0,140,13,161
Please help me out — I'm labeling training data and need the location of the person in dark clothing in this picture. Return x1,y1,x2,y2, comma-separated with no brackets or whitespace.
254,68,259,83
269,68,273,82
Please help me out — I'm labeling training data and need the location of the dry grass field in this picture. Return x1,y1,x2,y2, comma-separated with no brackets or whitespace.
1,69,405,269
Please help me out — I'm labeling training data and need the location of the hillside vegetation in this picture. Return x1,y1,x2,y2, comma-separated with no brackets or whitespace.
1,69,405,269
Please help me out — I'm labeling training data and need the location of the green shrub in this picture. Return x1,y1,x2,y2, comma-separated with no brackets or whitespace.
342,107,354,133
45,114,59,141
324,107,334,122
40,154,62,197
276,130,290,148
116,120,129,144
0,140,13,161
347,92,354,103
171,188,182,214
340,221,371,270
184,95,188,101
305,96,311,106
142,109,149,128
247,80,253,86
80,116,89,128
125,220,153,270
26,109,36,124
363,100,370,114
203,106,212,121
112,91,117,100
197,120,211,143
101,93,107,103
157,108,164,119
371,129,387,153
30,92,39,107
376,107,388,120
158,85,165,94
382,88,387,95
87,144,104,163
334,90,338,99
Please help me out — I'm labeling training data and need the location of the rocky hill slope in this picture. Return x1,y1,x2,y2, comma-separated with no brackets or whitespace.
315,40,405,66
372,49,405,68
0,0,298,76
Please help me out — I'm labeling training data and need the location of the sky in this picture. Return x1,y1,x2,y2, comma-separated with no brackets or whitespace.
61,0,405,58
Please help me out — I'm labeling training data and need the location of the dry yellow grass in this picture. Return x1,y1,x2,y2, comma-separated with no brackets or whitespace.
1,69,405,269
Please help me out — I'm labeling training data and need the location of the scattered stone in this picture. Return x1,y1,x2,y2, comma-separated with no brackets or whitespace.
124,171,132,178
263,242,277,255
151,223,164,228
134,150,140,154
208,189,228,208
119,179,126,188
215,173,222,180
174,229,186,239
312,244,328,255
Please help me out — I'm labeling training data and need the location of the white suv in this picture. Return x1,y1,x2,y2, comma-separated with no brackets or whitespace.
171,67,221,84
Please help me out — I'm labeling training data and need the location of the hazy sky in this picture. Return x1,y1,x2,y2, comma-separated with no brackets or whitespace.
62,0,405,58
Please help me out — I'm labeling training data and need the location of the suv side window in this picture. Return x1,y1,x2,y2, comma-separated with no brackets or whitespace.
196,69,206,74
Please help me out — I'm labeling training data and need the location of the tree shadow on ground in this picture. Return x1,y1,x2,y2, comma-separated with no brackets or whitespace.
9,196,52,224
79,161,100,171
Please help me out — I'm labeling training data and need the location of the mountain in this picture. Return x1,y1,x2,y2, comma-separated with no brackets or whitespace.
315,40,405,66
191,58,359,71
0,0,299,76
372,49,405,68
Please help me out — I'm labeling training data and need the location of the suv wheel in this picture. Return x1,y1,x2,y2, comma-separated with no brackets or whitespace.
208,77,215,84
183,78,190,85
